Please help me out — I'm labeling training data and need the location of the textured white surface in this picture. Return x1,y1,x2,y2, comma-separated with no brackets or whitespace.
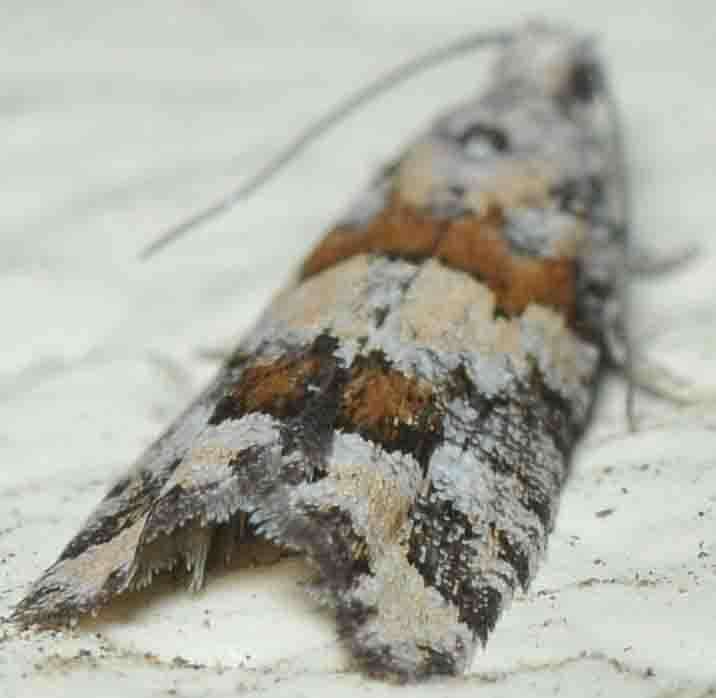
2,2,716,696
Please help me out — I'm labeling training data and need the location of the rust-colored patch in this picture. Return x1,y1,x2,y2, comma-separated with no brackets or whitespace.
230,354,322,417
301,195,576,319
342,364,435,434
338,355,442,471
208,335,341,425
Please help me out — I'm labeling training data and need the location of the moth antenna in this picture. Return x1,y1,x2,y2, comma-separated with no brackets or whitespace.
602,75,637,428
139,28,512,259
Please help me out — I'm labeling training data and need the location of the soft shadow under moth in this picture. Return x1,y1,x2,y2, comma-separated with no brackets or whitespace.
14,21,632,680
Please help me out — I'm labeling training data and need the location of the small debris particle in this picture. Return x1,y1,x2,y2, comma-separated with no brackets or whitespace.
171,656,203,670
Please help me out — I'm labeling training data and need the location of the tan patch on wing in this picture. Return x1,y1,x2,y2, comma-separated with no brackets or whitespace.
301,194,576,319
45,517,146,597
331,461,413,546
395,141,436,207
263,256,593,401
396,141,553,212
462,162,554,213
270,254,374,332
397,259,523,356
328,460,468,653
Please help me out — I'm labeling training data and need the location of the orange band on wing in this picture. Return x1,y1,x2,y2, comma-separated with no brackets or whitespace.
301,195,576,319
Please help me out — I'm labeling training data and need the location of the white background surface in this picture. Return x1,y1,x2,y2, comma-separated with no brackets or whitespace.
1,2,715,696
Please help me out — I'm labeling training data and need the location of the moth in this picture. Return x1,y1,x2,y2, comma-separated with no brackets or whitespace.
14,22,630,680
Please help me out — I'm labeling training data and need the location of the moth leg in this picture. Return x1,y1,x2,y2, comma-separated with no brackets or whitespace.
618,350,716,406
598,276,640,429
606,307,716,422
603,237,706,428
627,242,700,277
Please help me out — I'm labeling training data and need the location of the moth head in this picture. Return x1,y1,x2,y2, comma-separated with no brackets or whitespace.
495,21,605,105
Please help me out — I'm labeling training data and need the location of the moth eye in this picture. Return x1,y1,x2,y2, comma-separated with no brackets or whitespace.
456,124,510,158
584,276,612,300
568,60,603,102
552,174,604,214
